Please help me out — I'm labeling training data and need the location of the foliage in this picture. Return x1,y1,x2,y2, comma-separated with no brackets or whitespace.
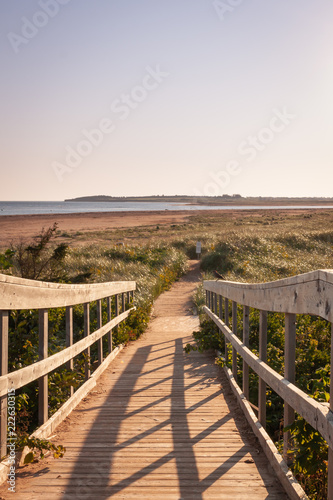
185,319,222,354
0,249,15,271
17,435,66,463
9,223,69,281
285,418,328,499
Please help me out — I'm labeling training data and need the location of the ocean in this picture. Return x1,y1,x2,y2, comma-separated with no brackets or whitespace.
0,201,333,217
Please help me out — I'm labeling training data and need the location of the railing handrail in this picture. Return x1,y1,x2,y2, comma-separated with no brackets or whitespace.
0,273,136,309
204,268,333,321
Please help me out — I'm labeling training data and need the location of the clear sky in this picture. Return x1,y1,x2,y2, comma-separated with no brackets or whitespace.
1,0,332,200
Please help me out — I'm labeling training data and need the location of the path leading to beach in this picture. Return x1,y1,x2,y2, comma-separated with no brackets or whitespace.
0,261,287,499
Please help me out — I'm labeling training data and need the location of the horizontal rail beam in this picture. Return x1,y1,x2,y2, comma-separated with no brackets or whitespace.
204,269,333,321
0,274,136,309
0,307,135,397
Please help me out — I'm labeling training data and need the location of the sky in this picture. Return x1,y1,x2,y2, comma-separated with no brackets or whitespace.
0,0,332,201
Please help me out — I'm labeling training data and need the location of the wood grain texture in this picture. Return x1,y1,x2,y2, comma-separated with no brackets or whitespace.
0,273,135,310
204,269,333,321
5,262,288,499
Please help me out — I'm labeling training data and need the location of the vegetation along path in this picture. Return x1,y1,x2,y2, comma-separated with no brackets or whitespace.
4,261,287,499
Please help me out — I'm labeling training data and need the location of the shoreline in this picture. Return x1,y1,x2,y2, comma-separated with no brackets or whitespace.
1,207,332,248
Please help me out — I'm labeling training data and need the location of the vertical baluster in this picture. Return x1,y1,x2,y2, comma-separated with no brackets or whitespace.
115,294,119,317
107,297,112,354
218,295,224,356
0,311,8,458
205,290,208,307
218,295,223,320
284,313,296,464
38,309,48,425
224,298,229,327
122,293,125,313
207,290,211,309
214,293,218,315
97,299,103,366
127,291,130,304
232,301,238,381
84,303,90,380
329,322,333,499
114,294,119,337
258,310,267,428
66,306,74,397
243,305,250,400
224,298,229,364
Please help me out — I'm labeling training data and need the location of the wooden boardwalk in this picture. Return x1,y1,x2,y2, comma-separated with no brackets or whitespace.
7,262,288,499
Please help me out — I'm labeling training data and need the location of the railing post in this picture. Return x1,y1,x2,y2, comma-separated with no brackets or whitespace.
258,310,267,429
38,309,48,426
284,313,296,464
243,305,250,400
232,301,238,381
66,306,74,397
84,303,90,380
115,294,119,317
107,297,113,354
218,295,223,320
224,298,229,364
0,311,8,458
115,294,119,336
97,299,103,366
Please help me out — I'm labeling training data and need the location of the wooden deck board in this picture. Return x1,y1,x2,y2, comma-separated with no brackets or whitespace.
2,261,289,499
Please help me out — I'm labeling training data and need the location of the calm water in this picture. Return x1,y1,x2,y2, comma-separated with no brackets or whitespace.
0,201,333,216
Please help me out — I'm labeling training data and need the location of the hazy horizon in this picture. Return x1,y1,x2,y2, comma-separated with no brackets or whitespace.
1,1,332,201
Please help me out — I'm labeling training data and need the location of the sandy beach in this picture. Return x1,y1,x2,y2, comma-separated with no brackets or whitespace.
0,210,200,247
0,207,330,249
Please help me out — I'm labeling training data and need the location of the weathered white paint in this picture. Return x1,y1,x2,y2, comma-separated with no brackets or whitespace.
204,270,333,321
0,273,136,309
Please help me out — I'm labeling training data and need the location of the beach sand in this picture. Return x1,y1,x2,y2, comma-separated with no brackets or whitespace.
0,208,327,248
0,210,199,247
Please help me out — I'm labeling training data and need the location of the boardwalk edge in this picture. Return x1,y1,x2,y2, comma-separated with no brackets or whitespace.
220,360,309,500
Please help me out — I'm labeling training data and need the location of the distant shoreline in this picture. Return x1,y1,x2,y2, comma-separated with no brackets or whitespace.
64,195,333,206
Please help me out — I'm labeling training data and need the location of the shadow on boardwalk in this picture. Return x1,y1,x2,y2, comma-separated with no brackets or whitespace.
57,343,252,499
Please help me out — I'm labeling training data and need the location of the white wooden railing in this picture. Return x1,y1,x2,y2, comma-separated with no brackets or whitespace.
204,270,333,500
0,274,136,459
